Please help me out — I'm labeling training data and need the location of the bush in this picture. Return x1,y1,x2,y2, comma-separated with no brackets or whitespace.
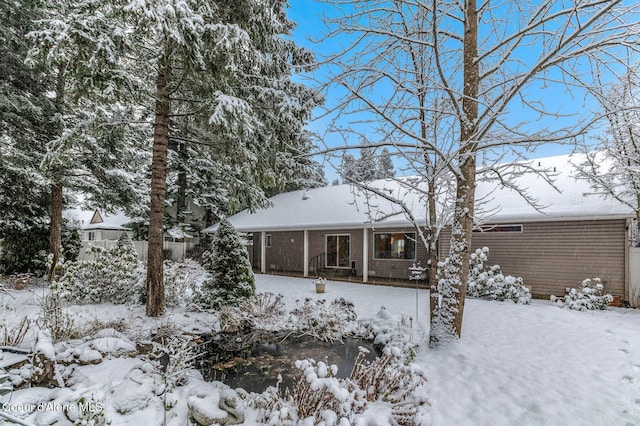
437,247,531,304
550,278,613,310
194,219,255,309
53,233,143,304
252,346,427,425
163,259,203,307
0,221,81,275
466,247,531,304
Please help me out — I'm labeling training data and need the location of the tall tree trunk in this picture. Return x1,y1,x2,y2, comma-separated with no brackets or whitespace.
177,142,187,225
431,0,478,341
48,63,66,281
146,60,171,317
49,179,63,279
427,176,440,345
450,0,479,337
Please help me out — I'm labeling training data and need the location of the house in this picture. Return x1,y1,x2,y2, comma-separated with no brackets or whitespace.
63,209,198,261
203,154,639,306
63,209,131,242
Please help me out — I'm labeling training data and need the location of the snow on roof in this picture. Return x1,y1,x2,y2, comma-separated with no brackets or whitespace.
63,209,133,231
204,153,634,233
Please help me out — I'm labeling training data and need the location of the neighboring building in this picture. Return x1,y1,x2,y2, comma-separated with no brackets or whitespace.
63,209,131,242
204,154,639,306
63,209,198,261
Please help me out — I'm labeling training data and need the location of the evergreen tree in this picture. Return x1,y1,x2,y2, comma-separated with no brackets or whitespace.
377,148,395,179
0,0,52,231
339,146,395,183
114,0,321,315
197,219,255,309
356,146,378,181
26,0,150,276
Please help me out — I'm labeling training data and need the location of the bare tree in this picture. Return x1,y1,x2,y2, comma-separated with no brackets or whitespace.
317,0,640,343
576,66,640,245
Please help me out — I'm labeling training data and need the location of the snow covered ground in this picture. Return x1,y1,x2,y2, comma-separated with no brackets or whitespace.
1,273,640,425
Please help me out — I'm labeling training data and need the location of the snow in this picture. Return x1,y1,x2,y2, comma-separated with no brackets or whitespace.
1,273,640,424
203,153,634,233
63,209,133,231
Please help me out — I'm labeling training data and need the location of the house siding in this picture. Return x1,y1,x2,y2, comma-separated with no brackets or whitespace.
253,228,429,282
256,231,305,273
366,228,429,281
439,219,626,298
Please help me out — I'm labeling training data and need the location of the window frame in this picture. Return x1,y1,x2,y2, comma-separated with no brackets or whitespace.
325,234,351,268
373,232,417,261
473,224,523,233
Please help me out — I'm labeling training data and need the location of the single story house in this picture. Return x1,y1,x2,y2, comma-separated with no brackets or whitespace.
204,154,639,306
63,209,198,261
63,209,131,242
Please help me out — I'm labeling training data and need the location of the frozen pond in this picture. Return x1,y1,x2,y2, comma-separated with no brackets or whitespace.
196,334,379,393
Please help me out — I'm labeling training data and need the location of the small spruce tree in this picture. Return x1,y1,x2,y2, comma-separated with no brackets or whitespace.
197,219,255,308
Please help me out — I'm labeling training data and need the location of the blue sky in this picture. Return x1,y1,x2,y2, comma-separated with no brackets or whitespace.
285,1,612,183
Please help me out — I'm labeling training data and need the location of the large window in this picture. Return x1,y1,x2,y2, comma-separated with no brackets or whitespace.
326,234,350,268
374,232,416,260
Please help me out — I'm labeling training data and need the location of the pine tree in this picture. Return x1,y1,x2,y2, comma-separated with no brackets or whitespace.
0,0,52,231
377,148,395,179
26,0,149,277
197,219,255,308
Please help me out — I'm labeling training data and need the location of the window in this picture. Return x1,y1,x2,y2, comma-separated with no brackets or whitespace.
473,224,523,233
374,232,416,260
326,234,350,268
88,231,96,241
265,234,272,248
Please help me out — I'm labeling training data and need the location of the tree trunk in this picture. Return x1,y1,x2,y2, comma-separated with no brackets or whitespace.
431,0,478,342
427,178,440,346
48,180,63,280
48,64,66,281
450,0,479,337
146,61,171,317
177,142,187,225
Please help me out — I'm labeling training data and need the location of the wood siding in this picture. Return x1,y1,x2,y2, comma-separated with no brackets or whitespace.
439,219,626,298
254,228,429,281
366,228,429,281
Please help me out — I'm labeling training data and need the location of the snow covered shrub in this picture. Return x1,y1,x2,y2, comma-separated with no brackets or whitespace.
252,347,427,426
0,221,80,275
550,277,614,311
2,316,31,346
466,247,531,304
292,359,367,422
163,259,203,307
36,290,77,342
156,336,197,390
53,233,143,304
289,298,358,342
194,219,255,309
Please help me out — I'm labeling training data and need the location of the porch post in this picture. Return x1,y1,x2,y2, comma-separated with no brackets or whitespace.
303,229,309,277
260,231,267,274
362,227,369,283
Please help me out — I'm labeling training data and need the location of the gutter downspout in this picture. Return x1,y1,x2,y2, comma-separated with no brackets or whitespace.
261,231,266,274
363,227,369,283
303,229,309,277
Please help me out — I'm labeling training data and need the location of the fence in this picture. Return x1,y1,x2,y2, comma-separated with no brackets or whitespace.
78,240,196,262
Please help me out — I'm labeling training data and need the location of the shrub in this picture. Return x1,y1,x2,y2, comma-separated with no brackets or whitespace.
252,346,427,425
194,219,255,309
163,259,203,307
463,247,531,304
289,298,358,342
550,277,614,310
0,221,80,275
53,233,143,304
